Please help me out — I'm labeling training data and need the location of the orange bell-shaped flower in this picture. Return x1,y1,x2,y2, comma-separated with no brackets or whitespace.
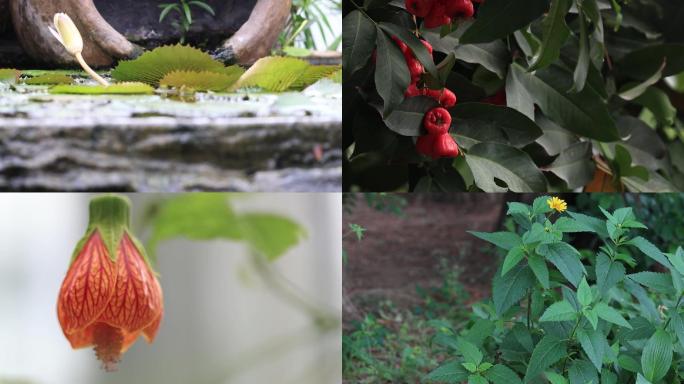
57,195,163,371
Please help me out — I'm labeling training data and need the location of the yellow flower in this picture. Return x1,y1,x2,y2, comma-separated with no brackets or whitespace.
48,13,110,86
547,197,567,213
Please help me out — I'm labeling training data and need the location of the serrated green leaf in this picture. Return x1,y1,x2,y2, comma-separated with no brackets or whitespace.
627,272,675,294
112,45,225,85
626,236,672,269
425,360,470,383
290,65,341,90
594,302,632,329
595,253,625,296
577,277,593,307
577,328,607,371
540,300,577,322
502,246,525,276
49,82,155,95
469,231,522,251
525,335,567,382
537,242,586,287
233,56,311,92
457,338,483,365
568,359,598,384
641,329,673,382
485,364,522,384
528,253,550,289
493,264,535,316
160,68,243,91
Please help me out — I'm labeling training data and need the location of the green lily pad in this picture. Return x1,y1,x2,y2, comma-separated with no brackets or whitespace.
49,82,155,95
160,66,245,91
25,74,73,85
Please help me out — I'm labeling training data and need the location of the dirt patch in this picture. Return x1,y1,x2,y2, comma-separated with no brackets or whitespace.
343,194,509,324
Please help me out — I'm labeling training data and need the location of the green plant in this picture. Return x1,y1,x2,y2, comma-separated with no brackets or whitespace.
280,0,342,55
159,0,215,44
426,196,684,383
343,0,684,192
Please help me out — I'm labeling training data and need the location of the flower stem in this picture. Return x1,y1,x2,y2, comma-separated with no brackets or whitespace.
76,52,110,86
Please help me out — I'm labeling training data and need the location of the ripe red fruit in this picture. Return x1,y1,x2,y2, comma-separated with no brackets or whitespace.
423,107,452,135
405,0,435,17
433,133,460,158
445,0,475,18
440,88,457,107
405,83,421,97
423,2,451,28
416,134,436,157
407,57,424,80
421,39,433,55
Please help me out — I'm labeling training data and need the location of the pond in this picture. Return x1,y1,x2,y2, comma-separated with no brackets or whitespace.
0,74,342,192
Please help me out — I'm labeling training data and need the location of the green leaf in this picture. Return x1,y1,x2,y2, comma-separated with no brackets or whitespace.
537,242,586,287
539,300,577,322
618,60,666,101
453,41,509,79
577,277,593,307
627,272,675,294
450,103,543,148
577,328,607,371
641,329,673,382
572,5,590,92
342,10,377,77
465,142,547,192
425,360,470,383
528,253,550,289
502,246,525,276
469,231,522,250
529,0,572,71
633,86,677,127
545,372,568,384
468,375,489,384
668,247,684,276
595,253,625,296
626,236,672,269
463,362,479,373
374,27,410,116
620,43,684,80
233,57,312,92
546,142,595,189
24,74,73,85
524,335,567,383
160,68,243,91
493,264,536,316
460,0,549,44
457,338,483,365
552,217,593,233
484,364,522,384
568,359,598,384
238,214,308,261
566,211,608,238
188,0,215,16
379,22,438,79
0,68,21,84
112,45,225,85
669,312,684,350
594,302,632,329
383,96,439,136
509,64,619,142
290,65,342,90
49,82,155,95
583,307,599,330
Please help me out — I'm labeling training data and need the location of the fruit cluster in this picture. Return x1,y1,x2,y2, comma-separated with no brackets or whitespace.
392,36,460,159
405,0,480,28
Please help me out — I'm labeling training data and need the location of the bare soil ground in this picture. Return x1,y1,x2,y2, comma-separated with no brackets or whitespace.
343,194,509,324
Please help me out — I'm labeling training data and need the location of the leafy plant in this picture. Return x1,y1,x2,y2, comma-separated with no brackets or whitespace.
343,0,684,192
159,0,215,44
160,67,244,91
280,0,342,54
233,56,340,92
49,82,155,95
24,74,73,85
426,196,684,383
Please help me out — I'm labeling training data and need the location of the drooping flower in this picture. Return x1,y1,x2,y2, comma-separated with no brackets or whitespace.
57,195,163,371
547,196,567,213
48,13,110,86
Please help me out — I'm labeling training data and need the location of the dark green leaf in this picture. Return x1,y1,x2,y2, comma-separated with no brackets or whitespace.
529,0,572,71
568,359,598,384
451,103,543,148
641,329,673,382
379,22,438,79
546,141,595,189
453,41,509,78
537,242,586,287
342,11,377,77
524,335,567,382
465,142,547,192
484,364,522,384
375,28,410,116
383,96,439,136
493,264,536,316
460,0,549,44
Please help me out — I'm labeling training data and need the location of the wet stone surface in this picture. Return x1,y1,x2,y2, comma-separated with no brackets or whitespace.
0,80,342,191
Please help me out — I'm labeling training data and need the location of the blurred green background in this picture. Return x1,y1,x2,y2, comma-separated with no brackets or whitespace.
0,193,341,384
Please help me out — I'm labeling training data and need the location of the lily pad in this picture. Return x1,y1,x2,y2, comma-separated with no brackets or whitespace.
25,74,73,85
160,67,244,91
49,82,155,95
233,57,311,92
0,68,21,83
111,45,226,85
